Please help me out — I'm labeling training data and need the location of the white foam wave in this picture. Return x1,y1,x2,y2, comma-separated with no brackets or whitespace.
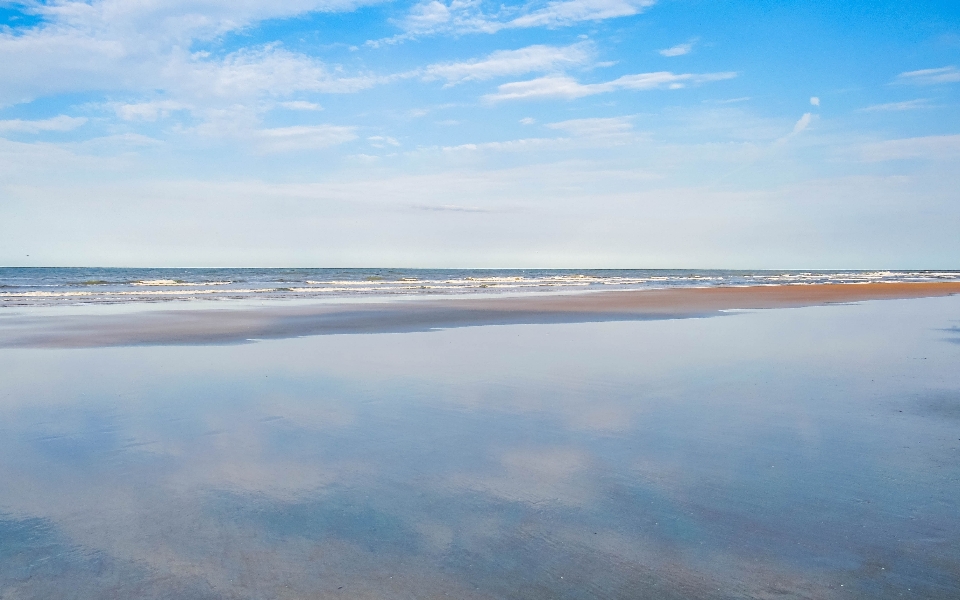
132,280,180,286
132,280,232,286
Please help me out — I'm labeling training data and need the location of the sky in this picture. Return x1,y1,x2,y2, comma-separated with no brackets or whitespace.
0,0,958,268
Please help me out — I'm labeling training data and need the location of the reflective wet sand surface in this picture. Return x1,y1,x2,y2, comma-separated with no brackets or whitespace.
2,296,959,598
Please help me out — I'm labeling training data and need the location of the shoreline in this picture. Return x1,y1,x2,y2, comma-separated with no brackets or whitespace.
3,281,959,348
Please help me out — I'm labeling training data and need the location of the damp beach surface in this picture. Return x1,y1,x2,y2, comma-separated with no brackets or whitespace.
1,293,960,599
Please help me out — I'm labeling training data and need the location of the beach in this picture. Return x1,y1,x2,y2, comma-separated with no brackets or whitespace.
1,283,960,598
3,281,960,348
4,0,958,595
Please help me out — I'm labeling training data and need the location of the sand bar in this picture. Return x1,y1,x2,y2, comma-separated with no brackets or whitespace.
2,281,959,348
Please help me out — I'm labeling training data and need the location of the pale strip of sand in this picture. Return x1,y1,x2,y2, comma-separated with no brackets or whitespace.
2,282,959,348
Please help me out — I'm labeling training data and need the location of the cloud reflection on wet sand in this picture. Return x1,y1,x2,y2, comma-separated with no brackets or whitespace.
2,297,960,598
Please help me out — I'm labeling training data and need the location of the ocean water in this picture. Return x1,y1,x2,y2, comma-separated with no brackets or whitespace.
2,267,959,306
1,296,959,598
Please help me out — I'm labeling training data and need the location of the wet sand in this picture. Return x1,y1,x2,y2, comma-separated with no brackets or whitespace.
2,294,960,599
2,281,960,348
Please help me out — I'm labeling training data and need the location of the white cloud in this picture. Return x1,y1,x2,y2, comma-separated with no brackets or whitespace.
893,66,960,85
708,96,751,104
403,0,453,32
659,39,696,57
0,3,388,108
441,138,561,152
519,117,536,125
368,135,400,148
615,71,736,89
31,0,381,44
0,29,136,105
483,71,736,102
393,0,492,38
417,117,644,158
385,0,655,42
485,76,587,101
772,112,814,145
0,16,391,149
279,101,324,111
791,112,812,134
433,117,637,155
115,100,189,121
809,96,820,106
506,0,656,29
86,46,382,138
423,43,592,85
860,134,960,162
256,124,357,152
0,115,88,133
170,46,382,102
546,116,634,140
859,99,931,112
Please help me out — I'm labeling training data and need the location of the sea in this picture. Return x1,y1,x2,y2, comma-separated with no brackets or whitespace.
2,267,959,306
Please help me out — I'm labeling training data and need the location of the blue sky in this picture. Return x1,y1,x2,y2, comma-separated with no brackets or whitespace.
0,0,958,267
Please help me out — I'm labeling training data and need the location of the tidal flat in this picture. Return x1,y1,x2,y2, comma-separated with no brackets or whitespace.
1,294,959,599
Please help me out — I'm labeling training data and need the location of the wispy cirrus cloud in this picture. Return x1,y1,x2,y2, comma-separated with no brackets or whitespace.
791,113,812,135
772,112,814,145
483,71,736,102
507,0,656,28
659,38,697,57
859,99,932,112
422,43,593,85
434,116,638,155
546,116,636,142
707,96,751,104
374,0,656,45
441,137,560,152
0,115,87,133
893,66,960,85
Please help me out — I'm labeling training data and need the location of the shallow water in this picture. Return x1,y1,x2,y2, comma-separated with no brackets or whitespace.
1,297,959,598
